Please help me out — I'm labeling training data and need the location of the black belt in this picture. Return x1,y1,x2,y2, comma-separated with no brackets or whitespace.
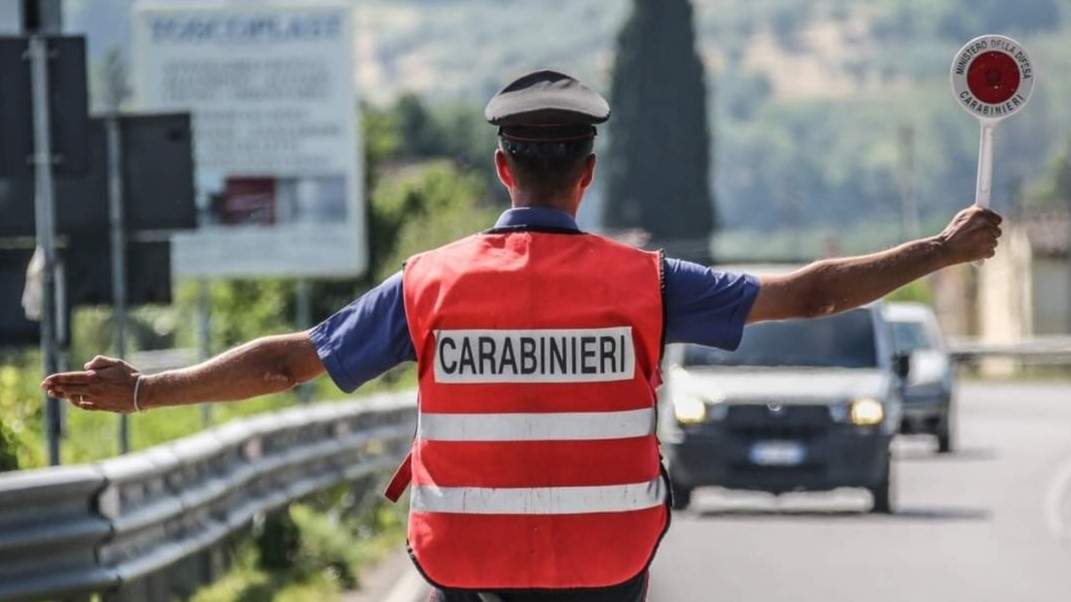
428,570,649,602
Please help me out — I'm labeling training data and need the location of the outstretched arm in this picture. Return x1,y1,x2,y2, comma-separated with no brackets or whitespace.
747,206,1002,324
42,332,324,413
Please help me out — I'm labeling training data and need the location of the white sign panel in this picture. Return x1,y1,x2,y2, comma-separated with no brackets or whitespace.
950,34,1034,122
132,1,365,278
0,2,20,34
433,327,636,384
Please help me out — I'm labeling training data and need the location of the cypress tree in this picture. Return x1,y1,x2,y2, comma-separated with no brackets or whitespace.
602,0,715,262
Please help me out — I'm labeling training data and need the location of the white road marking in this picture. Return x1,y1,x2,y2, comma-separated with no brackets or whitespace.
1044,450,1071,545
383,566,429,602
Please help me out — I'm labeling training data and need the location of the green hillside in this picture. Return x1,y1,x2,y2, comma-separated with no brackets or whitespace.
68,0,1071,240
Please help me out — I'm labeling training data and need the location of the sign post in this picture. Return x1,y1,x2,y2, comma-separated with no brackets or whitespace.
28,33,62,465
106,112,130,453
950,34,1035,210
131,1,366,280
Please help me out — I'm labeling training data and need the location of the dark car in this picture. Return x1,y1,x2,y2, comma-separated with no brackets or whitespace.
660,305,907,513
885,302,956,453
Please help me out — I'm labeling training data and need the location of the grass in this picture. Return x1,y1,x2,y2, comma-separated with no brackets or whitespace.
191,493,409,602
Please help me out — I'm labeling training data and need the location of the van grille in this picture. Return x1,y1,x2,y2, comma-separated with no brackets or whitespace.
724,404,833,439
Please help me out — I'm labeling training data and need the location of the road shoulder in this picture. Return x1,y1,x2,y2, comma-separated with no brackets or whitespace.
343,547,429,602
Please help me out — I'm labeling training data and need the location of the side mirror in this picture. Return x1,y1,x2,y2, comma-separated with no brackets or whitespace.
894,352,911,380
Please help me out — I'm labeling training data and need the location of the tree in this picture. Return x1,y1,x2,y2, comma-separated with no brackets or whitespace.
372,161,498,281
1026,142,1071,213
603,0,715,262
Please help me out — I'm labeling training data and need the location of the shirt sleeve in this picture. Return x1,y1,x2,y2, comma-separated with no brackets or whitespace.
308,271,416,393
663,257,761,350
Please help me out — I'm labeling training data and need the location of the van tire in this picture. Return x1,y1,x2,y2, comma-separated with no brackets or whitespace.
670,482,693,511
869,450,894,514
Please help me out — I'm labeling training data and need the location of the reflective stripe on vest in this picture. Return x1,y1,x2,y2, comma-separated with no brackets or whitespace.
412,477,666,514
418,408,655,442
401,231,668,591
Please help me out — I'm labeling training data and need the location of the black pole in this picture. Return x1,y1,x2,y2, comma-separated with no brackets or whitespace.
24,0,64,465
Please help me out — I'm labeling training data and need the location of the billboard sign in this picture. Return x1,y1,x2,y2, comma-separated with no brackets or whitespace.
132,1,365,278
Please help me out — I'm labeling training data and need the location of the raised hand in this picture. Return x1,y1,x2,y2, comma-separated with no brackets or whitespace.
41,355,141,413
937,206,1003,264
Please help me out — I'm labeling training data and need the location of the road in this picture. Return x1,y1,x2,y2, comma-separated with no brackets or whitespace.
649,381,1071,601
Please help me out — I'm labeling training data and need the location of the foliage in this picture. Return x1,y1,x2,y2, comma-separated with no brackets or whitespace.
604,0,715,261
373,161,500,281
172,280,295,352
885,279,934,305
1025,143,1071,212
0,358,43,470
870,0,1064,42
189,544,341,602
191,486,408,602
389,95,503,199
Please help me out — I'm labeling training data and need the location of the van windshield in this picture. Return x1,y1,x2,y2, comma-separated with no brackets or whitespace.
684,309,878,369
889,320,932,352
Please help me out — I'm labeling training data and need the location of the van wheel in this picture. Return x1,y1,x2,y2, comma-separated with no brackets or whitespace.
936,412,954,454
868,450,894,514
670,482,693,511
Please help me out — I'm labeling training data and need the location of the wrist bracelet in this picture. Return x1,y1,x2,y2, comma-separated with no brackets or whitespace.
133,375,144,413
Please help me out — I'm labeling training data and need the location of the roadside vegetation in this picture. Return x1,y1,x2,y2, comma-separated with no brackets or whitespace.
0,95,480,600
191,486,408,602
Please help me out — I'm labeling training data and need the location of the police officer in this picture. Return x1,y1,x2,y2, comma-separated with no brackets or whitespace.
43,70,1002,601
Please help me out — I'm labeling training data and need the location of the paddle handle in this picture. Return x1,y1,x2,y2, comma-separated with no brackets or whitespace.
972,122,996,267
975,122,995,208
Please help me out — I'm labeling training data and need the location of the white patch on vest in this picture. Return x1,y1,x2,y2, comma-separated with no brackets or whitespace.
411,477,666,515
418,408,654,441
433,327,635,383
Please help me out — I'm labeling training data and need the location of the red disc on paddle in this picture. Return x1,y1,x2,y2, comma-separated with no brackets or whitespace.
967,51,1021,105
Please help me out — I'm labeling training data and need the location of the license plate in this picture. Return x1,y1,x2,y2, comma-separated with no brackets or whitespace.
749,441,805,466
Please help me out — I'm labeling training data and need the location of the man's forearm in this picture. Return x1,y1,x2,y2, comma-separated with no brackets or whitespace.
140,333,324,409
747,207,1001,324
793,236,951,317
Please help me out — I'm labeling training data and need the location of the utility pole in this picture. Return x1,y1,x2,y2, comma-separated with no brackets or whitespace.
198,278,213,426
107,113,129,453
24,0,63,465
101,47,132,453
897,125,920,240
296,279,312,403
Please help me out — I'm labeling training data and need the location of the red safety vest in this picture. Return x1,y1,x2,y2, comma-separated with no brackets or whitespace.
389,228,669,591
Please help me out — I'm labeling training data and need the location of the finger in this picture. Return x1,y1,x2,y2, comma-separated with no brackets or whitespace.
981,209,1003,225
50,384,90,399
84,355,121,370
44,371,97,386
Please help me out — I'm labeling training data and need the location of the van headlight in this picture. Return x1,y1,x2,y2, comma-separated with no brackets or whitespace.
674,395,708,424
849,398,884,426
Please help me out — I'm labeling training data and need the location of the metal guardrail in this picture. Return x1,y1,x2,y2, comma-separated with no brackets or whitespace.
948,336,1071,364
0,392,416,602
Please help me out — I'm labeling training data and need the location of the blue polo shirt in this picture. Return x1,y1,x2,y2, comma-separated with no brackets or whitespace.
310,207,760,393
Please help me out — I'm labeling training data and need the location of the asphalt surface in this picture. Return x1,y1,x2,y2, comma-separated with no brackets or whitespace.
649,381,1071,602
